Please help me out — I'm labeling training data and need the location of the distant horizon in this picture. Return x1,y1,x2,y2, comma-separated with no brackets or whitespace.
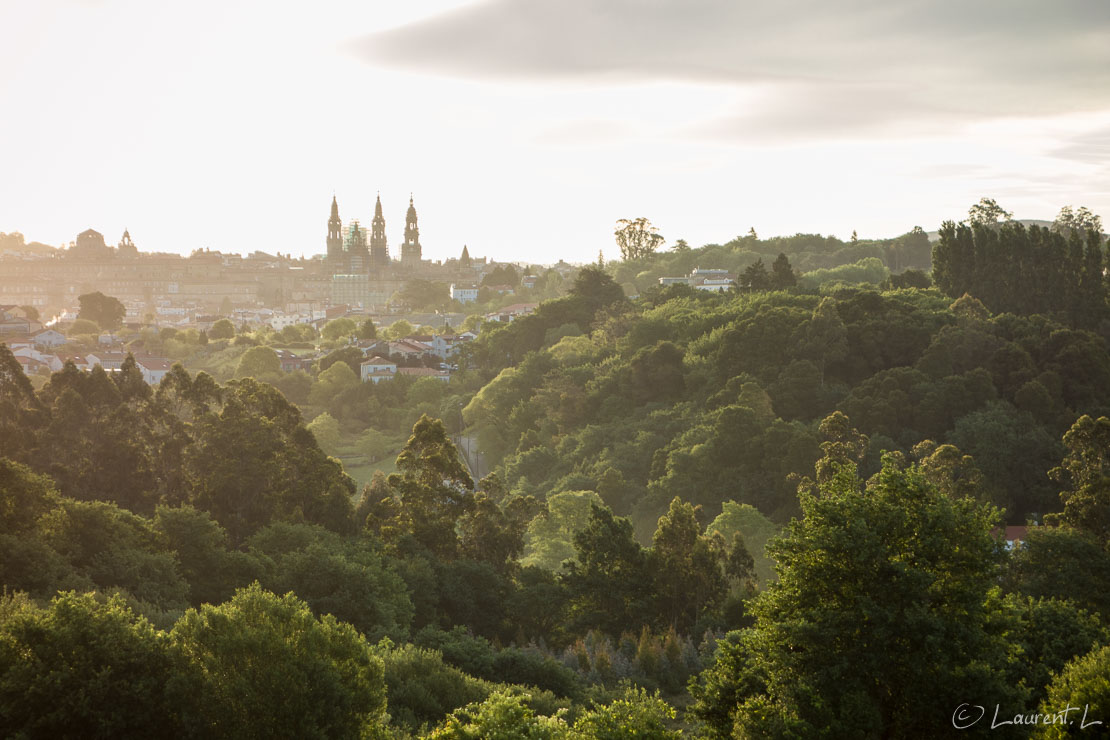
3,1,1107,264
0,214,1068,265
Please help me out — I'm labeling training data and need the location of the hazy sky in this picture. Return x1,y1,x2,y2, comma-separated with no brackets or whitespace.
2,0,1109,264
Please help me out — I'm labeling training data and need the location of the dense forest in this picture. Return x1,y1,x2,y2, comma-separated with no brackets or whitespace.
3,209,1110,737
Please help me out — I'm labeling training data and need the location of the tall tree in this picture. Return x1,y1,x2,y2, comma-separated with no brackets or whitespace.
1053,205,1104,237
726,454,1018,737
614,218,664,261
770,253,797,290
570,266,626,311
741,259,770,291
77,291,126,331
562,505,653,636
650,496,726,633
387,415,473,556
967,197,1012,226
1045,415,1110,549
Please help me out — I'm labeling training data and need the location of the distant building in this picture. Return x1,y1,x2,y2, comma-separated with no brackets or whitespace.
360,356,398,383
274,349,315,374
450,284,479,304
325,194,425,275
485,303,538,323
135,356,173,385
657,268,736,292
85,351,128,371
431,332,476,359
31,329,66,349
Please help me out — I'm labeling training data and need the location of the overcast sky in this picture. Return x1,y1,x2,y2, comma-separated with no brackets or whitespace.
2,0,1108,263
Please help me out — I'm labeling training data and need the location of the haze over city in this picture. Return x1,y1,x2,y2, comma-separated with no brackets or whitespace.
2,0,1109,262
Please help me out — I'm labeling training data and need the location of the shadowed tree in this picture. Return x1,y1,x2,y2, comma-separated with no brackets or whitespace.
77,291,126,330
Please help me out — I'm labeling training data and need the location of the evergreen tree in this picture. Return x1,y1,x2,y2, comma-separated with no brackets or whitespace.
770,253,797,290
741,259,770,291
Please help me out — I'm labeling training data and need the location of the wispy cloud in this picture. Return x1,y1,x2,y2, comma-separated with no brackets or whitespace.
358,0,1110,140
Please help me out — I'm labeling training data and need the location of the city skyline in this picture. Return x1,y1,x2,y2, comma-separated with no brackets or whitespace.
2,0,1109,263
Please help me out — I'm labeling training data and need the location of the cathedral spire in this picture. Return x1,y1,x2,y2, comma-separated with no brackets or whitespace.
401,195,421,268
370,193,388,269
326,195,344,271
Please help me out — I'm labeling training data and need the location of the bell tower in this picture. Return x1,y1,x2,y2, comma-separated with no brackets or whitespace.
370,193,389,269
326,196,344,272
401,195,422,269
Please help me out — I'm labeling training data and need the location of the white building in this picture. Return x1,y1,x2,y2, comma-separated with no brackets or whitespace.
360,356,398,383
136,357,173,385
450,284,479,304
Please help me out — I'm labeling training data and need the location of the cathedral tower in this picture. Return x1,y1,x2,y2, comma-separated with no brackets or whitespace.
370,193,389,269
401,195,422,269
326,196,344,272
345,220,369,273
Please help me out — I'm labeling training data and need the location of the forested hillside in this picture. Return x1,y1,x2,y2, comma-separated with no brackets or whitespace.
466,261,1109,533
3,215,1110,736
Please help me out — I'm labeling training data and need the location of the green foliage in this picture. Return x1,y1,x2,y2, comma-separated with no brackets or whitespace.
0,592,185,738
523,502,590,572
153,505,262,607
1035,644,1110,738
307,411,342,455
427,688,568,740
1005,526,1110,617
687,630,764,739
414,625,497,678
310,359,360,408
705,502,779,585
318,345,366,376
247,522,413,641
66,317,101,336
730,455,1019,737
615,218,665,261
573,685,680,739
798,256,890,290
377,641,493,732
967,197,1013,226
650,497,726,634
321,317,358,341
77,291,126,330
996,593,1109,709
770,253,796,290
208,318,235,339
0,457,59,534
183,377,356,542
37,498,189,611
400,279,452,311
932,221,1106,327
357,318,378,340
171,583,387,738
482,264,521,288
384,319,416,340
570,267,626,312
563,506,652,636
234,345,281,379
1045,415,1110,548
388,415,473,556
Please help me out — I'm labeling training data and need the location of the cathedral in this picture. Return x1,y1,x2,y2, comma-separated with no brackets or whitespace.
326,194,422,275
